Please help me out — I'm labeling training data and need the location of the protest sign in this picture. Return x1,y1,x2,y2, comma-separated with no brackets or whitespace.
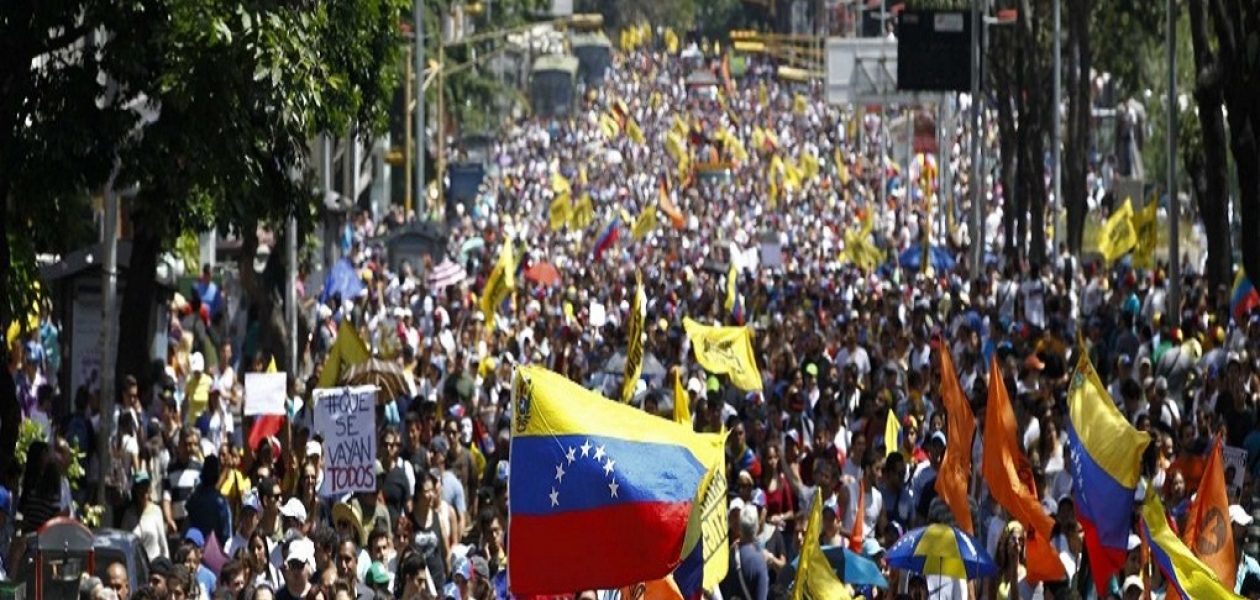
244,372,287,416
314,386,377,497
1223,445,1248,500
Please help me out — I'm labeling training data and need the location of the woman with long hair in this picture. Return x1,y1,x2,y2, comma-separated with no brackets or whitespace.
410,471,448,593
17,440,65,534
760,443,796,536
244,530,281,590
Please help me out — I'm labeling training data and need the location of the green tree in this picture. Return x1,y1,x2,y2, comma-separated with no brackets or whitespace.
1,0,405,474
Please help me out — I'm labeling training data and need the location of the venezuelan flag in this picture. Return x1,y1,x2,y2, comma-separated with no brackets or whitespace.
507,367,723,595
1141,486,1244,599
1066,353,1151,594
1232,269,1259,323
593,217,620,261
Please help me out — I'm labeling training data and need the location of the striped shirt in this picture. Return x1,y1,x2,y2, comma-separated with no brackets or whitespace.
163,460,202,522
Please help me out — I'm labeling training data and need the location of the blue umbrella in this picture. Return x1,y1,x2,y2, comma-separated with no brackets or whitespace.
885,523,996,579
893,245,957,272
320,258,365,304
785,544,889,588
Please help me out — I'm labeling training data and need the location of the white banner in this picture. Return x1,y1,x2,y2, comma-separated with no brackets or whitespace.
1223,445,1248,500
314,386,377,497
244,372,287,416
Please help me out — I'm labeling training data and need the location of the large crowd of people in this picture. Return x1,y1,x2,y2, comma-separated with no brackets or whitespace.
4,33,1260,600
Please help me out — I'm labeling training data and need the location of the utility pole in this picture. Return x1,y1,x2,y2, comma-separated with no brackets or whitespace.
404,43,414,220
1052,0,1062,258
414,0,426,221
98,170,120,516
286,215,298,374
970,0,983,276
1166,0,1180,327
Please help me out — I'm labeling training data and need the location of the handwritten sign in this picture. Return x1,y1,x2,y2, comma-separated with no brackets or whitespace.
314,386,377,497
244,372,287,416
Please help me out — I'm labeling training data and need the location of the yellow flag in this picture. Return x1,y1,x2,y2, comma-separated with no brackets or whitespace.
1099,197,1138,264
783,157,802,191
1132,199,1159,270
626,118,646,146
697,458,730,590
631,206,657,240
266,357,278,374
620,276,647,404
548,193,571,231
665,131,686,163
316,320,371,389
479,240,515,331
599,112,621,139
683,318,763,391
570,193,595,229
673,368,690,426
758,80,768,106
793,485,851,600
723,259,737,314
671,115,688,138
884,408,901,457
835,147,850,186
551,171,571,196
664,27,680,54
793,93,808,116
801,151,820,181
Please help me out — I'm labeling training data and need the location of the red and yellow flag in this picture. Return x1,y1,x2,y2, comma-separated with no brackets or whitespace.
981,356,1067,581
1182,436,1237,590
935,344,975,534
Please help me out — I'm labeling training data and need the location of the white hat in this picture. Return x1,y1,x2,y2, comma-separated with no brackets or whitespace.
1127,534,1141,551
1123,575,1143,593
280,498,308,523
286,538,316,570
305,440,322,458
189,352,205,373
1230,504,1254,526
729,497,745,514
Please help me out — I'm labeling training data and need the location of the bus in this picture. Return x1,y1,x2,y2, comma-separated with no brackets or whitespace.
530,54,580,118
571,32,612,86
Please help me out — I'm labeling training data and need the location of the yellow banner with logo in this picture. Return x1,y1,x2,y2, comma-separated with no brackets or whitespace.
1099,197,1137,264
620,277,647,404
548,193,570,231
631,207,657,240
1132,199,1158,270
569,193,594,230
479,241,515,331
683,318,763,391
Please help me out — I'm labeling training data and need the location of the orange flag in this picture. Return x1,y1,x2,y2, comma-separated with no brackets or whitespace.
849,482,865,552
658,176,685,229
935,344,975,534
981,356,1067,582
1182,436,1237,590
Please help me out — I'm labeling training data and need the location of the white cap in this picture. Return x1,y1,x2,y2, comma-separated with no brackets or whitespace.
1230,504,1254,526
280,498,308,523
1123,575,1143,593
729,497,745,514
305,440,322,458
286,538,316,570
1127,534,1141,551
189,352,205,373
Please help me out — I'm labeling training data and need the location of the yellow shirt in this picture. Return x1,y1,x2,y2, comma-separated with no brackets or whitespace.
185,373,211,424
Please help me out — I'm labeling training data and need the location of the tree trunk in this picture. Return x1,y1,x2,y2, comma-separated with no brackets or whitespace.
1209,0,1260,280
1230,116,1260,281
0,192,17,480
1187,0,1234,301
116,228,161,397
1064,0,1091,255
992,23,1020,265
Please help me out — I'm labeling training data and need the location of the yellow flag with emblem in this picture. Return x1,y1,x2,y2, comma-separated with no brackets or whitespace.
548,193,571,231
317,320,371,388
620,275,647,404
665,131,686,163
632,206,657,240
793,93,808,116
835,147,850,185
479,240,515,332
599,112,621,139
1132,198,1158,270
551,172,571,196
1099,197,1138,264
683,318,763,391
664,27,680,54
801,151,820,181
569,193,595,230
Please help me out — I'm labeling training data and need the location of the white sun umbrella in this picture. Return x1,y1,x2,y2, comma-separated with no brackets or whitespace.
427,258,467,290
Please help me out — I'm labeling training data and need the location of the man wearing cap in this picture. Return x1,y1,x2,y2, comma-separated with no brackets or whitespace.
278,538,316,600
224,489,263,557
120,471,168,562
177,529,217,599
195,381,233,456
1232,505,1260,594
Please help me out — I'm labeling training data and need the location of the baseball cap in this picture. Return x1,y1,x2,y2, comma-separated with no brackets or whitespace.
280,497,308,523
133,471,152,486
729,497,745,514
1127,534,1141,551
929,430,947,447
470,556,490,580
367,562,390,585
1230,504,1254,526
305,440,322,457
443,582,461,600
286,538,316,570
240,489,262,514
452,556,472,582
184,528,205,549
1123,575,1144,593
190,352,205,373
